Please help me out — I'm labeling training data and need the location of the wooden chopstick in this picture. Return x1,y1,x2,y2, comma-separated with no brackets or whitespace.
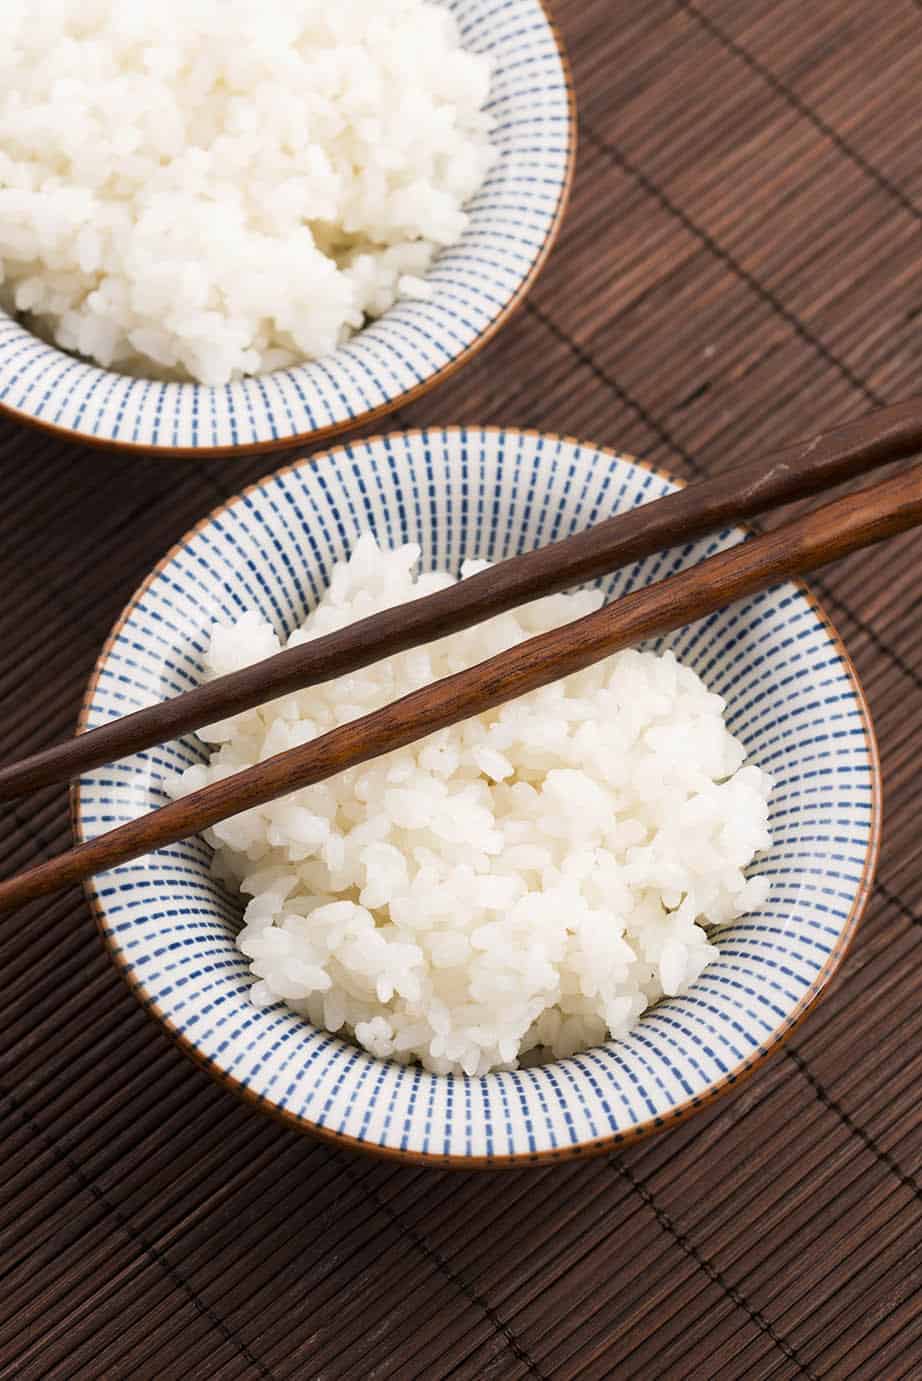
2,461,921,913
2,398,922,802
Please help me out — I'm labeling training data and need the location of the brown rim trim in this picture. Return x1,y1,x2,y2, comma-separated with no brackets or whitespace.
72,428,882,1169
0,4,577,460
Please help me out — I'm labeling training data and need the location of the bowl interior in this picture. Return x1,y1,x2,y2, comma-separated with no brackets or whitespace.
0,0,572,453
77,429,879,1163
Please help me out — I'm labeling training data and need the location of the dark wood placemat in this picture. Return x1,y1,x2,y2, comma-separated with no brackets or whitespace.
2,2,921,1376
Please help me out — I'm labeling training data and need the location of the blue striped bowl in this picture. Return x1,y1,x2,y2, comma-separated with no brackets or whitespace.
0,1,573,457
75,429,880,1164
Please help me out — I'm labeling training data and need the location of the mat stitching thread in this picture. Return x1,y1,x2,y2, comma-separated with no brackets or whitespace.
875,880,920,926
526,299,922,695
0,1083,276,1380
5,802,67,865
571,111,922,690
525,302,674,456
348,1167,547,1380
579,118,881,409
613,1159,819,1377
807,594,922,691
786,1049,922,1201
677,0,922,224
0,476,211,629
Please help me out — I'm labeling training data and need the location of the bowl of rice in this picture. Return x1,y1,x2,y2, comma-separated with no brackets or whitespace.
75,428,880,1165
0,1,573,455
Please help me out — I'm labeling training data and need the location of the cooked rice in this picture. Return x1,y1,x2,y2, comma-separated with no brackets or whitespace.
0,0,494,383
170,536,773,1076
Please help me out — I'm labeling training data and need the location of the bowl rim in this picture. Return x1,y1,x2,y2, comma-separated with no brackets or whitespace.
73,427,882,1167
0,2,577,459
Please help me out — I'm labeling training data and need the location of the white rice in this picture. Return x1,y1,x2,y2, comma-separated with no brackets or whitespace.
0,1,494,384
170,536,773,1077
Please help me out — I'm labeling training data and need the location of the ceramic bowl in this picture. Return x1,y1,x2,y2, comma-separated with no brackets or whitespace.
75,428,880,1165
0,2,573,457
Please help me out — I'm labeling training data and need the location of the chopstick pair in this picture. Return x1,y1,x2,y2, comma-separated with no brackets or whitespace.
2,398,922,912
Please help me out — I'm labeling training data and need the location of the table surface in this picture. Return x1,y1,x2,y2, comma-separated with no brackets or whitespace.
3,2,922,1377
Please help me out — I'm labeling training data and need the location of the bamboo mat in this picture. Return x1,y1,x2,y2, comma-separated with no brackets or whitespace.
2,2,922,1376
